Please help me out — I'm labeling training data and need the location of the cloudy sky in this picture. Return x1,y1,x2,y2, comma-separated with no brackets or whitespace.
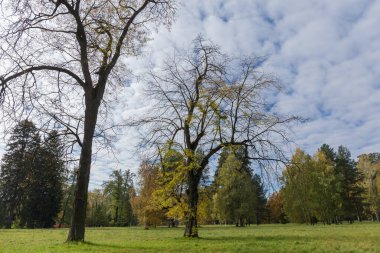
91,0,380,187
2,0,380,188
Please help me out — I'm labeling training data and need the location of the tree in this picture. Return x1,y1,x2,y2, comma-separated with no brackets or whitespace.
335,146,365,222
20,130,66,228
0,120,65,228
282,148,316,223
86,189,109,227
267,191,287,224
154,148,187,226
213,146,267,225
252,174,268,225
133,37,297,237
312,150,342,224
0,120,40,228
213,150,257,226
282,148,342,224
357,153,380,221
132,161,165,229
103,169,135,226
0,0,175,241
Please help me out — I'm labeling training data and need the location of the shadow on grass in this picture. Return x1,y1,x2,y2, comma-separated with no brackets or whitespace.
198,234,332,242
66,240,125,249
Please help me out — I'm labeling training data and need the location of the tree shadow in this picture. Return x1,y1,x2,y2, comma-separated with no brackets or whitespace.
66,241,125,249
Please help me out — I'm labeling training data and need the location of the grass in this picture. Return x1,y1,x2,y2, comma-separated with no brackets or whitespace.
0,223,379,253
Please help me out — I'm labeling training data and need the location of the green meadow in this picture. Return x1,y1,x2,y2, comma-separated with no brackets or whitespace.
0,223,379,253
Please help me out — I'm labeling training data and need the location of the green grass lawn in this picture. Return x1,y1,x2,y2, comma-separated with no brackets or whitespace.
0,223,379,253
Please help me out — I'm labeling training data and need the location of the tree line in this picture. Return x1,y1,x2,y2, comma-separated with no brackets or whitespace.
1,121,379,229
0,120,270,228
268,145,380,225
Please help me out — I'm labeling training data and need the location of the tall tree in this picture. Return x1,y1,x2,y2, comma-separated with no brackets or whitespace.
103,169,135,226
133,37,297,237
0,120,40,228
213,150,258,226
0,0,175,241
154,148,187,225
312,150,342,224
132,161,165,229
0,120,65,228
357,153,380,221
335,146,365,222
267,191,287,224
252,174,268,225
20,130,66,228
282,148,316,223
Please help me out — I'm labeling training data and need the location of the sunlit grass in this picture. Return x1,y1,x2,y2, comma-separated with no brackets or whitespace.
0,223,379,252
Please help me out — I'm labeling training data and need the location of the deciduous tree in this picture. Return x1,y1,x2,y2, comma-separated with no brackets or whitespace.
133,37,297,236
0,0,175,241
357,153,380,221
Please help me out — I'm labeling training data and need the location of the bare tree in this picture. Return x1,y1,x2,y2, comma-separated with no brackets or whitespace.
0,0,175,241
133,36,298,237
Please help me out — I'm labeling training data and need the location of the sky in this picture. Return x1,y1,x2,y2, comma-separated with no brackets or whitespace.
2,0,380,188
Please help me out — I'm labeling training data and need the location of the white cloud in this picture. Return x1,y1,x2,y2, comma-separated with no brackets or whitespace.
1,0,379,187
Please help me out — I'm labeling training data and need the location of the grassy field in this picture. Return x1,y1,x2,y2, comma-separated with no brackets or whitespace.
0,223,379,253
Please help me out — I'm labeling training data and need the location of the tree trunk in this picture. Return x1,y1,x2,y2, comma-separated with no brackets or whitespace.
60,172,76,228
115,206,119,226
184,170,200,237
67,98,99,242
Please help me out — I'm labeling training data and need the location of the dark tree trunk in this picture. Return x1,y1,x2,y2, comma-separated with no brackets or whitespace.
184,170,200,237
4,210,13,229
115,206,119,226
67,98,99,242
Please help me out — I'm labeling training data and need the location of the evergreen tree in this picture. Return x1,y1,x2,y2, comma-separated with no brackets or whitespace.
252,174,268,225
335,146,365,222
103,169,136,226
0,120,40,228
212,147,262,226
0,121,65,228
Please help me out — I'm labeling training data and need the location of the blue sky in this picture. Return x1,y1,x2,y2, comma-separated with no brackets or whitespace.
1,0,380,188
88,0,380,187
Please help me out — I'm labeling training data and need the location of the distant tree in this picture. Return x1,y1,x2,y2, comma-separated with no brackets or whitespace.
252,174,268,225
357,153,380,221
267,191,287,224
103,169,136,226
282,148,316,224
154,148,187,225
335,146,365,222
86,189,109,227
319,144,336,162
132,161,165,229
213,150,257,226
312,150,342,224
282,146,367,224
